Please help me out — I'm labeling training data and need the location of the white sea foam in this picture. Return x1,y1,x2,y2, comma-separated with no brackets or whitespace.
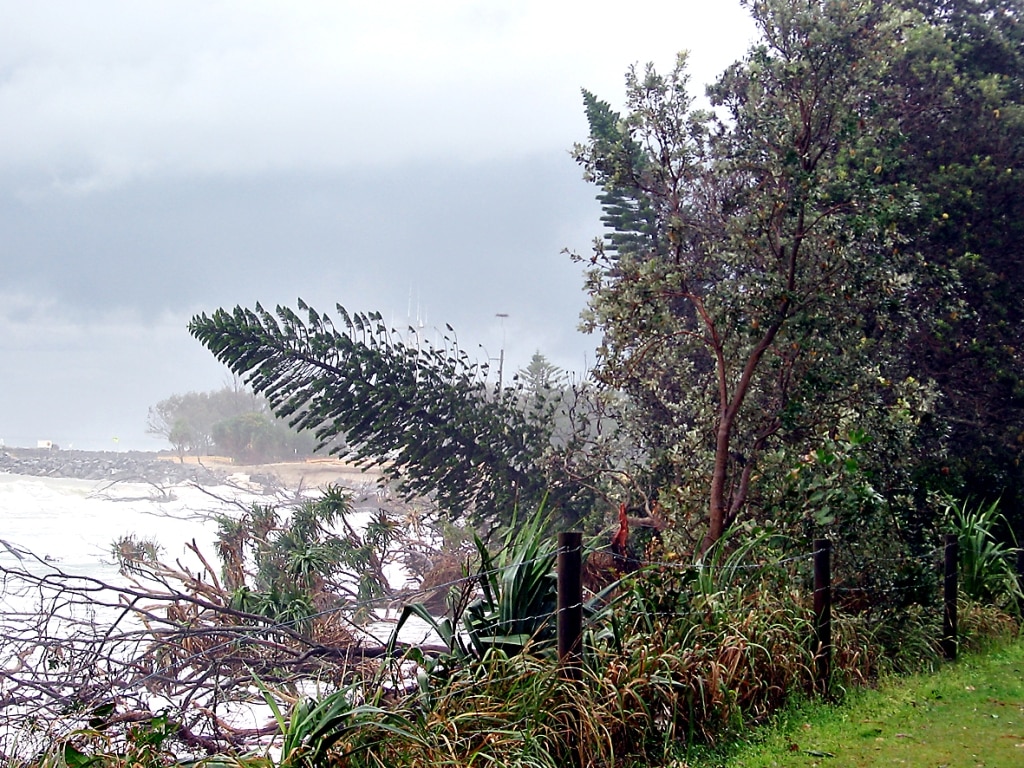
0,469,448,760
0,473,247,580
0,470,442,644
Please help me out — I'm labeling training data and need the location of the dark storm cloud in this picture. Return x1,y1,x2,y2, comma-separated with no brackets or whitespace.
2,152,598,334
0,1,757,449
0,153,602,450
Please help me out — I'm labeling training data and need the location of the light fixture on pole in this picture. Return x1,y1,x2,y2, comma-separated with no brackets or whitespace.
495,313,509,390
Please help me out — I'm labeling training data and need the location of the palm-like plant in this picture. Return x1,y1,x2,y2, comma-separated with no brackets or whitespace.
948,496,1022,608
463,506,559,656
259,680,423,768
218,485,407,632
388,504,560,669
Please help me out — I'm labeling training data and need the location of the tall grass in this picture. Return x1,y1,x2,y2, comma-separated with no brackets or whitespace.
24,517,1022,768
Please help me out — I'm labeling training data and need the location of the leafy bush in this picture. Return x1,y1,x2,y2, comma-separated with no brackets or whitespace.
946,497,1022,609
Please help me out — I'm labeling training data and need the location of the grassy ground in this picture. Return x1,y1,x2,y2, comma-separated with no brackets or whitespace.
689,640,1024,768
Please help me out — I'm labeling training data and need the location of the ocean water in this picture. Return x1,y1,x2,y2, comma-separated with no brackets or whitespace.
0,470,444,759
0,473,244,580
0,470,439,644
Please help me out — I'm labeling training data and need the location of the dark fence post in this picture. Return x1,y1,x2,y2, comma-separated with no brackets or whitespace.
557,531,583,768
557,531,583,681
942,533,959,661
1016,548,1024,616
813,538,832,694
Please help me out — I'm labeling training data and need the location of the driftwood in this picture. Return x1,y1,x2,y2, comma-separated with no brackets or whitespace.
0,539,389,760
0,478,478,762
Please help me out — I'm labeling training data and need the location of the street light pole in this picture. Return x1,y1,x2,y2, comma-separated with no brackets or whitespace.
495,313,509,391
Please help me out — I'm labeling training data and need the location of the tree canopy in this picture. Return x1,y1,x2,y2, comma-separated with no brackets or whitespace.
887,0,1024,520
189,0,1024,549
189,303,593,525
147,384,316,463
575,0,935,550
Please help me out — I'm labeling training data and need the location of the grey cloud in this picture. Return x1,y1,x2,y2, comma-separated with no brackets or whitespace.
3,152,598,325
0,1,757,450
1,153,601,449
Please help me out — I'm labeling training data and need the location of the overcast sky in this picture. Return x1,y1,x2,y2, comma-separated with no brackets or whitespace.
0,0,757,452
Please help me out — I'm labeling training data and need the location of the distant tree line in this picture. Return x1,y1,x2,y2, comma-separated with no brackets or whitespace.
146,383,318,463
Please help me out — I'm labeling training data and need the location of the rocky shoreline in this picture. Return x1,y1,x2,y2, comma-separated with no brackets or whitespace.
0,447,226,485
0,447,377,492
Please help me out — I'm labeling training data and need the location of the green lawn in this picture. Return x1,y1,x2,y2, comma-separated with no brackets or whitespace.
690,640,1024,768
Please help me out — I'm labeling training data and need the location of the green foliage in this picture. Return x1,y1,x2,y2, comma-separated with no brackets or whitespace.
574,0,929,549
211,410,315,464
463,506,559,656
380,533,869,766
769,428,935,613
683,639,1024,768
29,531,1023,768
109,534,162,576
146,384,258,455
776,430,885,531
515,353,573,445
167,418,194,460
587,535,817,755
946,496,1022,608
218,485,396,632
189,302,587,526
890,0,1024,531
146,384,316,463
389,505,559,670
41,713,176,768
18,5,1024,768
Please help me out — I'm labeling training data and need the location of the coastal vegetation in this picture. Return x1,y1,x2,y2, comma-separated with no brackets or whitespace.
3,0,1023,765
190,0,1024,552
146,384,317,464
7,502,1019,766
686,638,1024,767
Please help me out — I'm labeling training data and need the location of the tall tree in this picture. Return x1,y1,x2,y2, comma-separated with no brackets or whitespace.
189,302,591,526
888,0,1024,524
516,352,570,435
575,0,929,550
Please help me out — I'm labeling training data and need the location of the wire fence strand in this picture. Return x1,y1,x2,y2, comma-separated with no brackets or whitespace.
1,530,974,760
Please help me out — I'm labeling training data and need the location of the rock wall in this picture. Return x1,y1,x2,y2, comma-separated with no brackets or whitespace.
0,447,225,485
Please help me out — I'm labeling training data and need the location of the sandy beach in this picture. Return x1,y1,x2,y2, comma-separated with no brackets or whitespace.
177,455,383,489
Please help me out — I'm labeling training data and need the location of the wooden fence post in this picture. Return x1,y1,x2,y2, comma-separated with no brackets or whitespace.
942,533,959,661
557,531,583,681
1016,548,1024,616
557,531,583,768
813,538,832,694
